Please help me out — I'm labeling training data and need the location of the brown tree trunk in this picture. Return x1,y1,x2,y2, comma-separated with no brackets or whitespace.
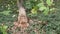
17,0,29,29
16,0,29,34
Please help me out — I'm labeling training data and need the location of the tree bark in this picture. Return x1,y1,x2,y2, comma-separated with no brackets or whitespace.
17,0,29,29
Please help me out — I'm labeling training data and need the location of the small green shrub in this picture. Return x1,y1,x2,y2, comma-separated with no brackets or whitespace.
0,25,8,34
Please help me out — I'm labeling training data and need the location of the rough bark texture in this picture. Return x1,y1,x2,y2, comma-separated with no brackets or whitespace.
17,0,29,28
16,0,29,33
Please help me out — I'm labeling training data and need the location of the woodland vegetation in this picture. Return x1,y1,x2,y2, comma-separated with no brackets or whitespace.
0,0,60,34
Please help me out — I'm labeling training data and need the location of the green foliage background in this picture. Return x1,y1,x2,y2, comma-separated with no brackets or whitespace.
0,0,60,34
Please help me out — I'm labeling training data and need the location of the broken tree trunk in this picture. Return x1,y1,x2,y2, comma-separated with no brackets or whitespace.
17,0,29,29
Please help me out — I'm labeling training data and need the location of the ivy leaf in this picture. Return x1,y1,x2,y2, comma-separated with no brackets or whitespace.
31,8,37,14
46,0,53,6
37,3,46,11
37,3,44,7
43,7,49,15
39,6,46,11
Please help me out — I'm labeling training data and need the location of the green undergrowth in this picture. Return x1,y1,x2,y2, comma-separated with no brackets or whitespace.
0,11,60,34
